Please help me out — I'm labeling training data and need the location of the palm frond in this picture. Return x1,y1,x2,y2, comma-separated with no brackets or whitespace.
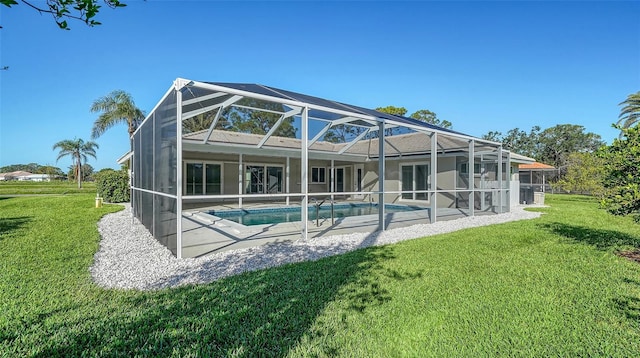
91,89,145,139
617,92,640,130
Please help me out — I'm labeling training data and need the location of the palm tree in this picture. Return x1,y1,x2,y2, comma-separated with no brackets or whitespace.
52,138,98,189
617,91,640,129
90,90,145,139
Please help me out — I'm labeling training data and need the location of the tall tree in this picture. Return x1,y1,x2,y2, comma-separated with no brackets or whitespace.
502,126,541,158
537,124,604,169
0,0,127,29
182,110,232,134
481,126,541,158
481,131,503,142
410,109,452,129
376,106,407,117
598,126,640,222
0,163,41,173
67,164,94,182
90,90,145,139
52,138,98,188
617,91,640,130
376,106,408,136
553,152,605,195
37,165,64,176
227,99,296,138
323,124,363,143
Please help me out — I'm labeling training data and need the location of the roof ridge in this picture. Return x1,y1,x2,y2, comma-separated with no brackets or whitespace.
257,84,298,102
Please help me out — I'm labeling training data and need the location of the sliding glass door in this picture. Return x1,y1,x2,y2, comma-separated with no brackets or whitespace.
185,162,221,195
246,165,283,194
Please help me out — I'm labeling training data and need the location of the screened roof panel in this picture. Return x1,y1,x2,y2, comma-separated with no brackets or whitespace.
196,80,481,140
206,82,293,101
262,85,372,116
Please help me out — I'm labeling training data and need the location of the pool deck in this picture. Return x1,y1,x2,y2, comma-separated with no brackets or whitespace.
180,203,487,258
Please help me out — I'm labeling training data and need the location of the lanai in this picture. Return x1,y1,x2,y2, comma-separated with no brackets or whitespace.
131,78,512,258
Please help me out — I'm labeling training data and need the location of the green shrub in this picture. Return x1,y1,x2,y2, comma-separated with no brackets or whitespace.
95,169,130,203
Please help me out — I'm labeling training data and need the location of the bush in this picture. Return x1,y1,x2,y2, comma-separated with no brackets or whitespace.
95,169,130,203
599,126,640,222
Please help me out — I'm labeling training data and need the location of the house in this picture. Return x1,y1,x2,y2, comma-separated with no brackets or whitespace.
519,162,556,204
129,79,534,258
18,174,53,182
0,171,33,181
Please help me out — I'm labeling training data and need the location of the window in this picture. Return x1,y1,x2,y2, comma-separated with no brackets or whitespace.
474,163,482,175
245,165,284,194
401,163,430,201
311,167,326,183
185,162,222,195
459,162,468,174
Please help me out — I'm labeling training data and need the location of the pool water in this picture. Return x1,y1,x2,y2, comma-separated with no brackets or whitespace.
209,203,427,226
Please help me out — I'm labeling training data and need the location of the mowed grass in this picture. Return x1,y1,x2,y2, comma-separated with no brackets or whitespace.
1,194,639,356
0,181,96,195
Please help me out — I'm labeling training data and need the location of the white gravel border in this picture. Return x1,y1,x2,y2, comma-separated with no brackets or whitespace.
91,205,542,290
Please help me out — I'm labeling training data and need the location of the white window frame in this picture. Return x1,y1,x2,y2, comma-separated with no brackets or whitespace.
311,166,326,184
456,161,469,189
183,160,224,195
399,162,431,202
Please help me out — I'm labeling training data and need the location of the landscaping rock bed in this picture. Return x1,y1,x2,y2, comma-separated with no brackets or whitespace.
91,204,542,290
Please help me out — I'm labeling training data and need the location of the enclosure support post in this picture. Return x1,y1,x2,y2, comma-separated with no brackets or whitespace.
481,154,486,210
469,139,474,217
507,151,512,210
330,159,335,203
378,120,385,231
498,146,503,214
286,156,290,206
176,83,183,259
430,132,438,224
238,153,243,209
301,107,309,239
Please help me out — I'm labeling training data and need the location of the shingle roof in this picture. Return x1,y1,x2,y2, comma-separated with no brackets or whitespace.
183,129,480,157
183,129,339,152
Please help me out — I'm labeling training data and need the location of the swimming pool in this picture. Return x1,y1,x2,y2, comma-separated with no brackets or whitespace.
209,203,428,226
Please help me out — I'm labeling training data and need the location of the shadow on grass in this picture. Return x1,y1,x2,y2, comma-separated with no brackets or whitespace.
0,216,32,240
616,277,640,322
33,243,406,356
539,222,640,251
614,296,640,321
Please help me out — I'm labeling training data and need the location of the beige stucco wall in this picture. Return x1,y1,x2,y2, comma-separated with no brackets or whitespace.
181,151,494,210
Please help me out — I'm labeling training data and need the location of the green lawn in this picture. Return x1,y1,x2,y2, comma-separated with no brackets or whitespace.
0,180,96,195
1,194,639,356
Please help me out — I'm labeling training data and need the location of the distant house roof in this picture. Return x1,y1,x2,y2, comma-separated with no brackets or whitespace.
0,171,33,178
519,162,555,170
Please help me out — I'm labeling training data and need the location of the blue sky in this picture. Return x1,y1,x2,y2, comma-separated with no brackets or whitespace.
1,1,639,171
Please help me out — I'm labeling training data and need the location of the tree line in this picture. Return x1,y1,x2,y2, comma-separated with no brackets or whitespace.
39,84,640,222
0,162,96,180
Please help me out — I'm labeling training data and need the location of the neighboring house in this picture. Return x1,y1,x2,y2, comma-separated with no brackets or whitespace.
0,171,33,181
128,78,535,258
519,162,556,204
18,174,54,182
